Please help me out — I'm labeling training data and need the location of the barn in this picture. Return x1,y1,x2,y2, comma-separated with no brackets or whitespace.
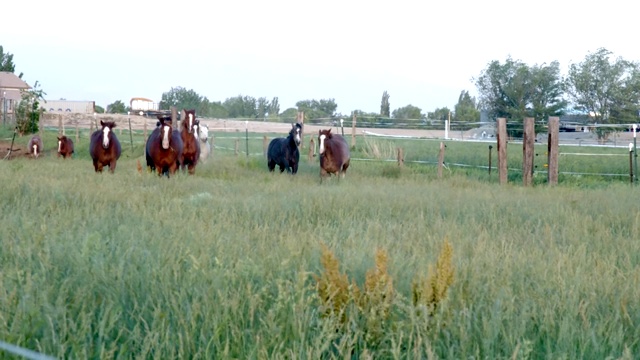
0,71,31,121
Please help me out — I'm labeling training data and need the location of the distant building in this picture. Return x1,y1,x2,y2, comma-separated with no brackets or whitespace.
41,100,96,114
0,71,31,115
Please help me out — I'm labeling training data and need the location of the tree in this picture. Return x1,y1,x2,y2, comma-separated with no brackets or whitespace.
529,61,567,123
453,91,479,122
107,100,127,114
159,87,204,112
15,81,46,135
268,97,280,118
392,104,424,120
95,105,105,114
256,97,269,120
296,99,338,121
427,107,451,121
474,56,566,136
380,91,390,117
0,45,16,72
565,48,639,126
223,95,258,118
203,101,229,118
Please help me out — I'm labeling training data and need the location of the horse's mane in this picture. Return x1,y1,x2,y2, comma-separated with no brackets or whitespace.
102,121,117,129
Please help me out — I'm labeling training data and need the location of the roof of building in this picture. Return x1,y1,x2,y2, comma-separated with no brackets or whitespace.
0,71,31,90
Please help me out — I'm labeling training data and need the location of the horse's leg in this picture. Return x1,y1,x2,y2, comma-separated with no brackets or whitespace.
110,160,117,174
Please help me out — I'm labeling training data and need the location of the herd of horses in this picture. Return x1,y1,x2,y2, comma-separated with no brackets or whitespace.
24,110,350,179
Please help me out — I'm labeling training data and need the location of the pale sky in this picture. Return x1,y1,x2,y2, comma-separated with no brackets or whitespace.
3,0,639,115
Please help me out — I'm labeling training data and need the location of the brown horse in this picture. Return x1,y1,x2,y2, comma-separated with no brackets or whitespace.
27,135,43,158
57,135,74,159
316,129,350,180
89,120,122,173
145,115,183,177
180,109,201,175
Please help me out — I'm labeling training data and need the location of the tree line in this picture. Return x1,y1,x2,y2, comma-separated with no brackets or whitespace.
3,44,639,135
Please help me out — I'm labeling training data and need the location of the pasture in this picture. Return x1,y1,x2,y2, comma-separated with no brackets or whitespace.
1,125,639,359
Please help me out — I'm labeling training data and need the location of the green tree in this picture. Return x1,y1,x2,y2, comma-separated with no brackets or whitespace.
296,99,338,120
453,91,479,122
0,45,16,72
159,87,204,112
565,48,639,126
107,100,127,114
223,95,258,118
95,105,105,114
529,61,567,123
428,107,451,121
380,91,390,117
392,104,424,120
268,97,280,118
280,107,298,121
204,101,229,118
15,81,46,135
256,97,269,120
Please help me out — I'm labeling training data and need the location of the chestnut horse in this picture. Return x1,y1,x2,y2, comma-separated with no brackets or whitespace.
27,135,43,158
180,109,201,174
145,115,184,177
57,135,74,159
315,129,350,180
267,123,302,174
89,120,122,173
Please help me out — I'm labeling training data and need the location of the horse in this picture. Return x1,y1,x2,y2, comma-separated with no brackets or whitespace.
180,109,201,175
267,123,302,174
145,115,184,177
89,120,122,173
27,135,43,158
315,128,350,180
195,121,210,162
57,135,74,159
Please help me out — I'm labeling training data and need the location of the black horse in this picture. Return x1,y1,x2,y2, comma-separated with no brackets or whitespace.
267,123,302,174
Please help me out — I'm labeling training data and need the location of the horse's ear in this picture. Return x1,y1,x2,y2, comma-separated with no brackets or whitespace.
327,128,332,134
100,120,105,126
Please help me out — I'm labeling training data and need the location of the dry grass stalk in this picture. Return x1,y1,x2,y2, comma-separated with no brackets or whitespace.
412,239,454,313
360,248,394,318
314,244,354,321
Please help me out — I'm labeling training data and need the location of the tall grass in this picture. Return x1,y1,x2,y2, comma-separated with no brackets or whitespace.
1,127,639,358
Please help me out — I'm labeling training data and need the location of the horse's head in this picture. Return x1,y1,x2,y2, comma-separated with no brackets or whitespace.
183,109,196,134
157,116,173,150
318,129,332,155
197,122,209,142
290,123,302,147
100,120,116,149
57,136,66,153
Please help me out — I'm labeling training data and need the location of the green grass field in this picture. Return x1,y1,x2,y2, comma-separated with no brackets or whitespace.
1,126,639,359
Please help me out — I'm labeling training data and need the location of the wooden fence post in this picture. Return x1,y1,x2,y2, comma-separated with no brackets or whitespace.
171,106,177,129
143,119,148,142
75,123,79,144
397,147,404,167
297,111,305,149
58,115,63,135
497,117,508,185
547,116,559,186
308,137,315,162
437,142,445,178
235,138,239,156
351,113,357,149
523,117,535,186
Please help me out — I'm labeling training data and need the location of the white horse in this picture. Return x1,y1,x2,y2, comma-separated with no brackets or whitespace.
196,122,210,162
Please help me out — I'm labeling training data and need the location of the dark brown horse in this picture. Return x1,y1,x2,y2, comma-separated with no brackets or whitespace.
57,135,74,159
267,123,302,174
316,129,350,180
145,115,184,177
180,109,201,175
89,120,122,173
27,135,43,158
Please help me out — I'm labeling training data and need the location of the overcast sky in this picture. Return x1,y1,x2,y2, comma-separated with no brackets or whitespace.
4,0,639,115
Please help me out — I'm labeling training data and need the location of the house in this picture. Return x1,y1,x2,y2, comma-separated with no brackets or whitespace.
0,71,31,115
